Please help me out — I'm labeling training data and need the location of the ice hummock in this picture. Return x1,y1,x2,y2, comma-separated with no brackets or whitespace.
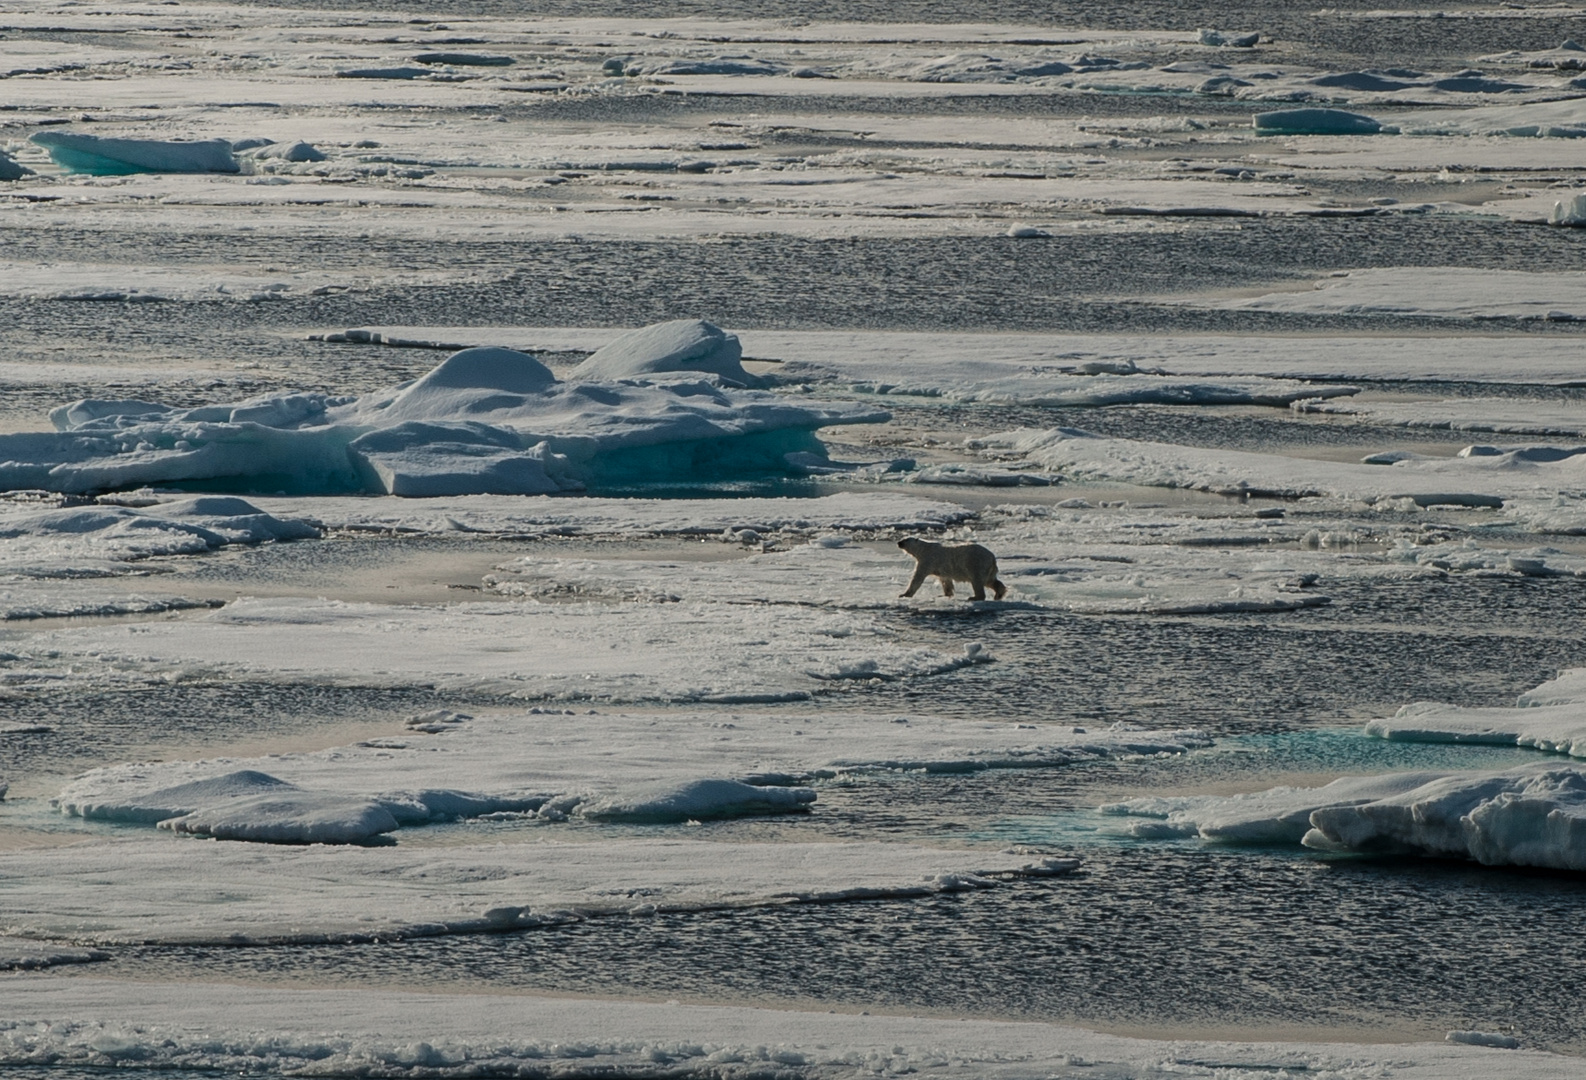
0,336,885,496
1105,764,1586,870
567,319,762,388
30,131,239,175
1253,108,1385,135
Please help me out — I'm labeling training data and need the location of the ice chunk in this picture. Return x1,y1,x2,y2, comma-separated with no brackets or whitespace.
1367,688,1586,760
0,337,883,496
159,792,401,844
249,140,327,163
636,57,783,76
1448,1031,1521,1049
1305,765,1586,870
412,52,514,66
1253,109,1384,135
1102,772,1450,844
30,132,239,175
1549,192,1586,226
1006,224,1051,238
573,778,817,823
568,319,760,387
0,151,32,181
1199,29,1260,48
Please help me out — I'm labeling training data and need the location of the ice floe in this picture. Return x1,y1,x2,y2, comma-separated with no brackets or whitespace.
1293,397,1586,438
973,427,1586,505
1212,268,1586,321
1105,763,1586,870
30,131,239,175
52,709,1207,842
5,977,1575,1079
0,838,1074,944
11,594,991,702
0,336,885,496
1368,668,1586,759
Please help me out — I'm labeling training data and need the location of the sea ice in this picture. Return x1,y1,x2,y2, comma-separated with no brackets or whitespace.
570,778,817,823
567,319,761,387
0,151,30,181
1550,192,1586,226
30,131,239,175
1253,108,1385,135
0,338,884,496
1107,764,1586,870
1366,668,1586,759
0,838,1070,944
159,792,401,844
1198,29,1260,48
246,140,327,162
2,977,1577,1079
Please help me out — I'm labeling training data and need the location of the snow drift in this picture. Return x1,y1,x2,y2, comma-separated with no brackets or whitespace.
0,338,885,496
30,132,239,175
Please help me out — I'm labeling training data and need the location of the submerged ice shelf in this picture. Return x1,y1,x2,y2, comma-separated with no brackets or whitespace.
0,329,884,497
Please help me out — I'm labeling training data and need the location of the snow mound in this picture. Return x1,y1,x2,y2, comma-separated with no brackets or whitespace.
568,319,760,387
0,151,31,181
0,336,883,496
1108,764,1586,870
159,792,401,844
0,497,320,563
30,132,238,175
572,778,816,823
1253,108,1384,135
248,140,326,162
58,769,299,823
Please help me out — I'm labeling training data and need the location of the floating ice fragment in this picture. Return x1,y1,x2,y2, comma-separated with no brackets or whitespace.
1447,1031,1521,1049
0,151,31,181
249,140,326,163
1549,192,1586,226
573,778,816,823
1253,109,1384,135
412,52,514,66
1199,29,1260,48
1006,224,1051,238
31,132,238,175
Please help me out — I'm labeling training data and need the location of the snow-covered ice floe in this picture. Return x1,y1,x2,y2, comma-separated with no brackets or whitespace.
252,491,973,538
0,838,1076,945
0,494,318,621
47,708,1207,837
11,595,996,702
972,427,1586,506
1210,268,1586,321
1293,396,1586,439
50,709,1208,841
2,979,1577,1080
1104,763,1586,870
0,330,884,497
1367,667,1586,759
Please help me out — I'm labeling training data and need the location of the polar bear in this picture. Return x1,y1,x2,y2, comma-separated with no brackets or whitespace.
897,537,1006,601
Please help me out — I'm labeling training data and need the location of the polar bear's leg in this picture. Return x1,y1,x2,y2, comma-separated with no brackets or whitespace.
900,565,929,597
971,578,987,601
991,577,1007,600
939,576,954,598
